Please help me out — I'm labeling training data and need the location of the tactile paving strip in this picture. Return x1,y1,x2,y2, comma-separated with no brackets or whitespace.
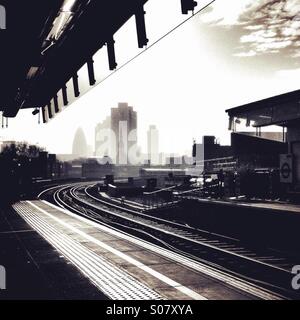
13,202,162,300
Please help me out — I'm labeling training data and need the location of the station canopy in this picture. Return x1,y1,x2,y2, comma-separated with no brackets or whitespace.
226,89,300,128
0,0,148,118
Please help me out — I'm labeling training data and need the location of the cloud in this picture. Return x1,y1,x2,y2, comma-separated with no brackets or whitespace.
236,0,300,57
233,50,257,57
200,0,253,26
202,0,300,59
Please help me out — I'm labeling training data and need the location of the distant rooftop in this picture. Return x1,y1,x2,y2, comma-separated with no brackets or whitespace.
141,168,186,172
226,89,300,127
226,89,300,117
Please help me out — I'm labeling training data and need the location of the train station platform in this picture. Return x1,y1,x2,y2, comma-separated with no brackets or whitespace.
178,196,300,254
1,200,280,300
193,197,300,215
0,205,106,300
177,195,300,221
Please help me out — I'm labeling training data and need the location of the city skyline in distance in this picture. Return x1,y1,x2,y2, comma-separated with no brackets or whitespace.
0,1,299,156
94,103,191,166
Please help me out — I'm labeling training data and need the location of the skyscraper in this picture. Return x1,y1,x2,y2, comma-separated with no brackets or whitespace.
111,103,137,165
147,125,159,165
95,116,111,158
72,127,88,158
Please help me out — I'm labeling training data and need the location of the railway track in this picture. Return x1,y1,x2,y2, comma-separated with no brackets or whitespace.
39,183,300,300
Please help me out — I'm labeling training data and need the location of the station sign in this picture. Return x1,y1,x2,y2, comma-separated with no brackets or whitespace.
280,154,293,184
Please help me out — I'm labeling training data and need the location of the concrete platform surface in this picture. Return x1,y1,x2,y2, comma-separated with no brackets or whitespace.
196,197,300,214
0,205,107,300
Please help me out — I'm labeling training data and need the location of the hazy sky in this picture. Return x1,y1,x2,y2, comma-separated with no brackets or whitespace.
1,0,300,156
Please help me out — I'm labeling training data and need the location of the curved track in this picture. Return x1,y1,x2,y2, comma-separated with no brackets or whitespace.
39,182,300,300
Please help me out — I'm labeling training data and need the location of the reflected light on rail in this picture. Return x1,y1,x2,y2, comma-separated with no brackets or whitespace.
62,0,77,12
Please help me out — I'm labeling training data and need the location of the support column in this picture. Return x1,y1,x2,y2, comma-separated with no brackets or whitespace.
72,73,80,97
87,58,96,86
107,38,117,70
135,6,148,48
62,85,69,106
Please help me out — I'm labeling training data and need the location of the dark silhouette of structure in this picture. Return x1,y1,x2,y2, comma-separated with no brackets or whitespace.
226,90,299,185
193,136,232,165
0,1,151,118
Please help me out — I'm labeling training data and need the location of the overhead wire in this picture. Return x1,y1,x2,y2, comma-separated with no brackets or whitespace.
94,0,216,88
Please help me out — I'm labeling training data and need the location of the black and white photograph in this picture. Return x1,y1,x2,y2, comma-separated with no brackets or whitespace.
0,0,300,308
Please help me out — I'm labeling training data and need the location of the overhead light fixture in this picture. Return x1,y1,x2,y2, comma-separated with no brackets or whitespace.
259,115,272,119
43,0,77,53
32,108,40,116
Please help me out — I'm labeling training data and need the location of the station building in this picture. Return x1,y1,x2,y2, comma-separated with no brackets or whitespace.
226,89,300,191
